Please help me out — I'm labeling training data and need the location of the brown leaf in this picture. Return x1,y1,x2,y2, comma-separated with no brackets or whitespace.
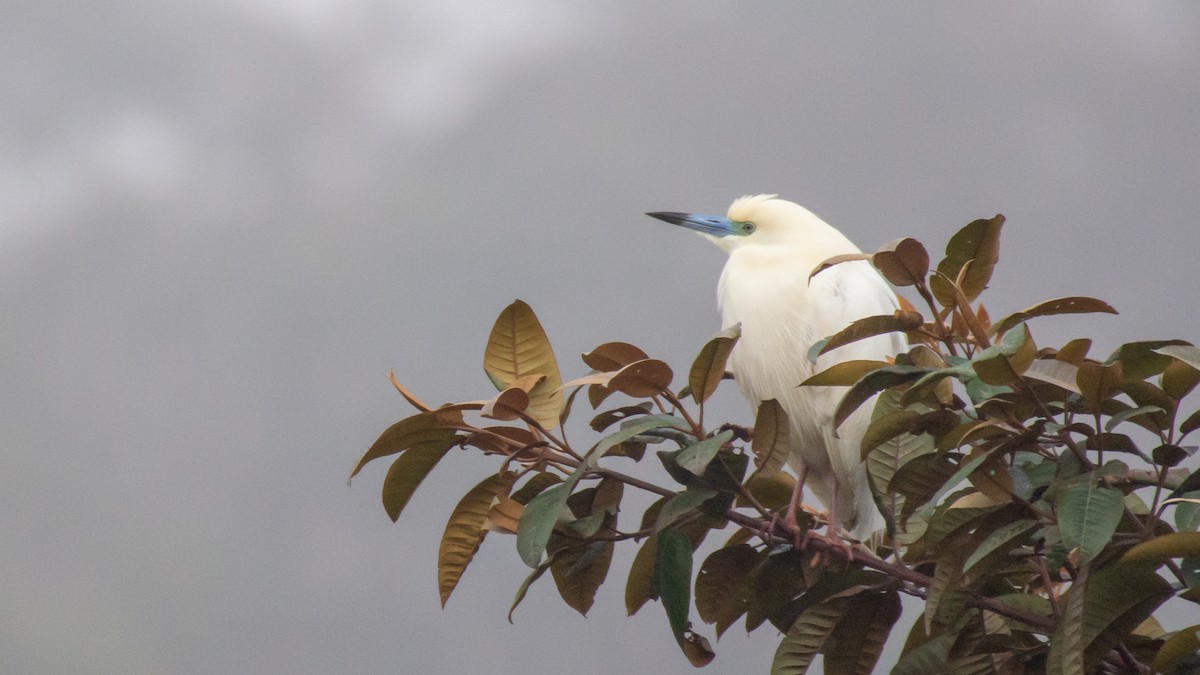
809,252,873,281
438,472,517,606
480,385,532,421
872,237,930,287
751,399,790,473
484,496,524,534
607,358,674,398
817,311,924,357
581,342,649,372
388,371,431,412
688,324,740,404
991,296,1118,337
482,300,563,429
350,408,463,479
930,214,1004,306
1077,361,1124,407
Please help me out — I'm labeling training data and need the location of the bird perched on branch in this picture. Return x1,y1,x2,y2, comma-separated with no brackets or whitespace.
648,195,904,541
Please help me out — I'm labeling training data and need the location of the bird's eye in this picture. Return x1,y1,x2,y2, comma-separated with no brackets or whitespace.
743,222,756,234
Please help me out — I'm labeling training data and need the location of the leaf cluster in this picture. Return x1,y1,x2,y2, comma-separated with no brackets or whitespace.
353,219,1200,674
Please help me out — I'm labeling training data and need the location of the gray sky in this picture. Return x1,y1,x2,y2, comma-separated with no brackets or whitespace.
3,2,1199,673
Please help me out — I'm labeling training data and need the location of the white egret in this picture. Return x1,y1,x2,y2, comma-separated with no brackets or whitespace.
649,195,905,541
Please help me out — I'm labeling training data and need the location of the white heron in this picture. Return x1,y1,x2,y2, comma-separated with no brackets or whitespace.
648,195,905,541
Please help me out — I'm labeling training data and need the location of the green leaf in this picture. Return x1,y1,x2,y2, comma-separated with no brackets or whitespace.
832,365,934,429
963,518,1038,574
689,324,740,404
625,533,658,616
482,300,563,429
1106,340,1190,381
821,590,902,675
799,359,893,387
655,487,719,532
1076,361,1123,408
1121,531,1200,563
871,237,930,287
990,296,1118,337
350,408,462,479
1047,562,1173,675
695,544,759,638
380,438,457,522
653,528,694,649
1055,480,1124,562
594,414,690,456
860,409,921,459
507,558,552,623
811,311,923,359
676,430,734,476
770,598,852,674
509,472,561,505
929,214,1004,305
1152,624,1200,675
549,538,614,617
516,482,572,567
438,471,517,607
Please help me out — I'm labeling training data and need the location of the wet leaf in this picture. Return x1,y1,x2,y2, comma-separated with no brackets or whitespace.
438,471,517,607
872,237,930,287
581,341,649,372
813,311,924,359
689,324,740,404
1056,479,1123,562
990,296,1118,337
930,214,1004,305
482,300,563,429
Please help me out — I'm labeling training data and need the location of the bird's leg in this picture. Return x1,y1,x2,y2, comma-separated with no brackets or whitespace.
803,477,856,564
781,464,809,550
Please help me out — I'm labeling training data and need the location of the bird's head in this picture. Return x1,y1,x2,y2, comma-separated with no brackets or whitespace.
647,194,830,253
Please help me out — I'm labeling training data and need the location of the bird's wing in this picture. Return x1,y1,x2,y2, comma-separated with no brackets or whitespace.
807,261,907,535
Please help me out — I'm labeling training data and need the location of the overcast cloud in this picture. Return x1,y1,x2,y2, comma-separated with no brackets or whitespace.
3,3,1199,673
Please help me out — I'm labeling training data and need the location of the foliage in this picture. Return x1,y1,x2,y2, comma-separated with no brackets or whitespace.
352,221,1200,673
